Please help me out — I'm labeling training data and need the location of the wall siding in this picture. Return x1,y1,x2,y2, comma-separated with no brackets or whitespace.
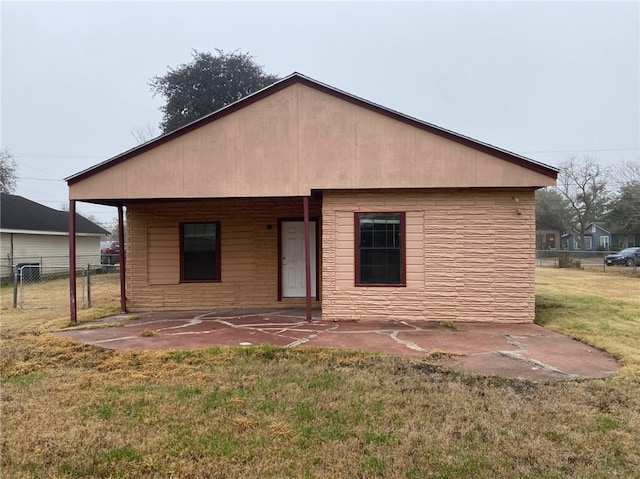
321,189,536,323
70,84,555,202
125,198,322,311
1,233,101,268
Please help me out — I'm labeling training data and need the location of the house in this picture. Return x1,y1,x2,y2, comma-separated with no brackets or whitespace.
561,223,611,251
536,222,562,250
561,223,639,251
611,232,640,249
0,193,109,278
66,73,557,323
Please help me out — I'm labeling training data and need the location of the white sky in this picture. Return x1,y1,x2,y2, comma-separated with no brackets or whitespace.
2,1,639,226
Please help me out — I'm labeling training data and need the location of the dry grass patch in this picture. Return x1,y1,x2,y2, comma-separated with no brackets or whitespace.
2,341,639,478
536,267,640,380
536,267,640,304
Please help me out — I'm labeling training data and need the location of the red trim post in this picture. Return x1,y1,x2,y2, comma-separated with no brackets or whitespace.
69,200,77,324
117,205,127,313
303,197,312,322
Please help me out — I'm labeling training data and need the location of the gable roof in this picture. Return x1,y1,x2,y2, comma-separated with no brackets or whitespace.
561,223,614,239
0,193,109,235
66,72,558,186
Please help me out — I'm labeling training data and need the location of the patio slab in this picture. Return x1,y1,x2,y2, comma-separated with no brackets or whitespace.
54,308,621,381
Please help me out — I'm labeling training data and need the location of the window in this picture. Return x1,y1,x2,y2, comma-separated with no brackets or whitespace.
584,236,593,251
545,234,556,249
600,236,610,249
180,222,220,281
355,213,405,286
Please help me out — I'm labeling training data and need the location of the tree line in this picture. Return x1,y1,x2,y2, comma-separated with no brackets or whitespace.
537,155,640,250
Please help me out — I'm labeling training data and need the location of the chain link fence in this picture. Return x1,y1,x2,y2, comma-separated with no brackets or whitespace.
2,257,120,310
536,249,639,274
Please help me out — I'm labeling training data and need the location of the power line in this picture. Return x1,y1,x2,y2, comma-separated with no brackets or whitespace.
17,176,64,182
15,153,107,159
520,147,639,154
14,146,639,159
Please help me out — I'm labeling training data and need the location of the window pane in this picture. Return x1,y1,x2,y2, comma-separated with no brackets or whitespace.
357,214,403,285
182,223,218,281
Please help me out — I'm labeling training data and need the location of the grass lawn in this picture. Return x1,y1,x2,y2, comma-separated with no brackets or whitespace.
1,268,639,478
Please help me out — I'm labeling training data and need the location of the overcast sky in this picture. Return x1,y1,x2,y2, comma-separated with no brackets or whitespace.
2,1,638,226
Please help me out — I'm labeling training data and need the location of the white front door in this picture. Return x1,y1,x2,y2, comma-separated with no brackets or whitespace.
281,221,316,298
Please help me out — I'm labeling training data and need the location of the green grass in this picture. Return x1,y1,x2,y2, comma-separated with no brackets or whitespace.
1,268,639,478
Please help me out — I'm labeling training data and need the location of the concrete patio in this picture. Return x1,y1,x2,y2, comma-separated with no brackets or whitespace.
55,308,621,381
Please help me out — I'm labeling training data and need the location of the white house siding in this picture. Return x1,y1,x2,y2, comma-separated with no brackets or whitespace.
1,232,102,278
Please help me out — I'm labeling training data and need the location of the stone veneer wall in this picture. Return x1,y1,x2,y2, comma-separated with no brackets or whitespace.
321,188,536,323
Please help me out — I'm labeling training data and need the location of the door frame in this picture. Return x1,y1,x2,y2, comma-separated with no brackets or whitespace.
277,217,320,301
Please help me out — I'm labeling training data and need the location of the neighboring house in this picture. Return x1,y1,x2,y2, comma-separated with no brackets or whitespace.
611,232,640,249
536,223,561,250
561,223,611,251
66,73,557,323
561,223,639,251
0,193,109,278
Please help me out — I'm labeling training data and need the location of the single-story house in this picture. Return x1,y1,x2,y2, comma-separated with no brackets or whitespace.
535,223,562,250
66,73,557,323
611,232,640,249
0,193,109,279
561,223,639,251
561,223,611,251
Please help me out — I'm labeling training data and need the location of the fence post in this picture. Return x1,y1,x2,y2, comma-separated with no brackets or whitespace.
87,264,91,308
12,266,18,308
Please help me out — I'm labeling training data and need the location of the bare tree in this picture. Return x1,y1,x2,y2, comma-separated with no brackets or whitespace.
613,158,640,186
131,122,158,145
607,159,640,246
556,154,609,250
0,148,17,193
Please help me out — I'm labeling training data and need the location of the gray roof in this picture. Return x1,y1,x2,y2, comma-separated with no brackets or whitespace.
0,193,109,235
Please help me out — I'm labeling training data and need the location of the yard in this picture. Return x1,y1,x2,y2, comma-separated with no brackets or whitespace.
1,268,639,478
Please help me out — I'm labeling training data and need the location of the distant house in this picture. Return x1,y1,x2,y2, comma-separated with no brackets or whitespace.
611,232,640,249
561,223,640,251
0,193,109,278
66,73,558,323
561,223,611,251
536,223,562,250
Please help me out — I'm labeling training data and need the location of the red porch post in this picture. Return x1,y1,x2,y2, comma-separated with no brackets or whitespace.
69,200,77,324
303,196,312,322
117,205,127,313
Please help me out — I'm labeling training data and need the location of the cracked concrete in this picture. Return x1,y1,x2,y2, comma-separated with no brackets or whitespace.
54,308,621,381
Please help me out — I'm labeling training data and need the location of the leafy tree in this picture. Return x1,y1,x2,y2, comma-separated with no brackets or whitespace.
535,187,571,232
150,49,280,133
556,154,609,250
0,148,17,193
607,181,640,239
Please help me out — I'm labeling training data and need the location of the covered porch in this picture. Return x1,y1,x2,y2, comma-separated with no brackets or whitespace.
68,195,321,323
